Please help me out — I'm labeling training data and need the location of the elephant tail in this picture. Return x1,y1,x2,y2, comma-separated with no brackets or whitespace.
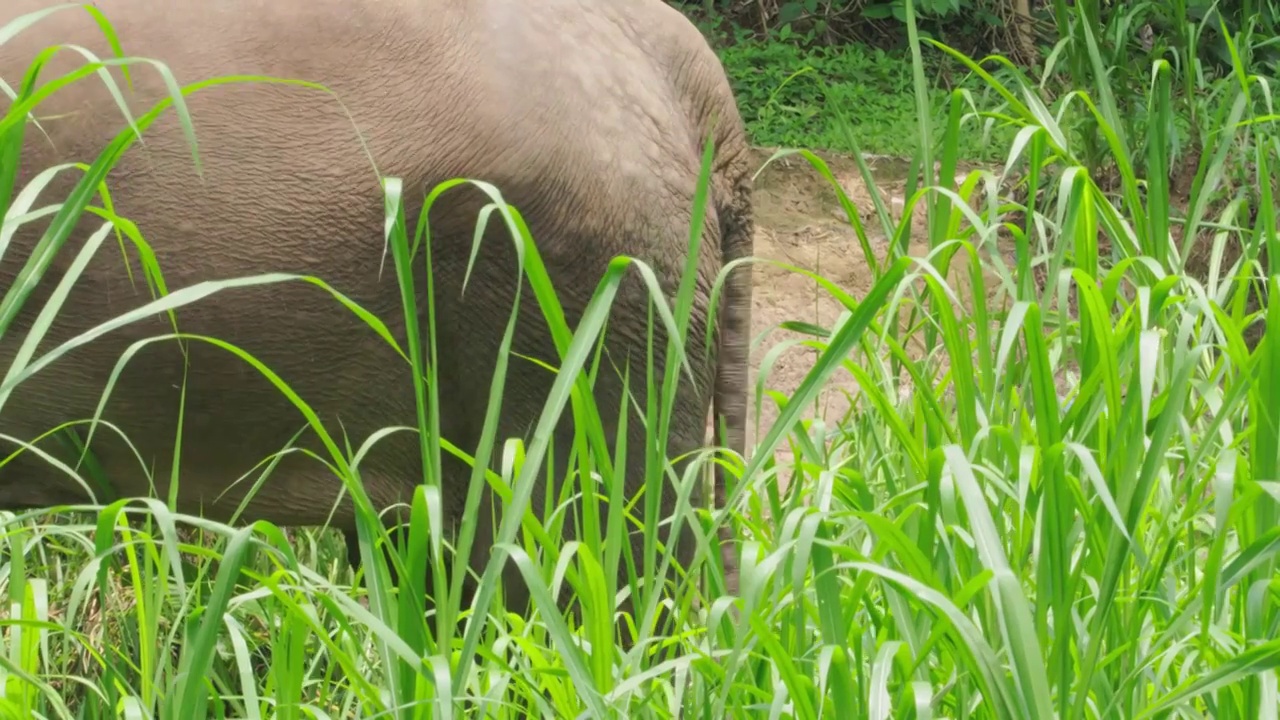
712,161,753,598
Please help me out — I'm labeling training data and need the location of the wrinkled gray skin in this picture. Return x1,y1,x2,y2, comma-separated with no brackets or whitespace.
0,0,751,612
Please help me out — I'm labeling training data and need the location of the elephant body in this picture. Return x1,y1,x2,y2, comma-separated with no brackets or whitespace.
0,0,752,608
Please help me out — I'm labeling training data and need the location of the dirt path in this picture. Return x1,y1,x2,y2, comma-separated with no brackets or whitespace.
735,146,1010,459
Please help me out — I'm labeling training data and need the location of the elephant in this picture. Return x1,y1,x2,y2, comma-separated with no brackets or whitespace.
0,0,752,618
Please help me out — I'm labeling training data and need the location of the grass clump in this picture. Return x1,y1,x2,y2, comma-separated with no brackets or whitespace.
0,1,1278,718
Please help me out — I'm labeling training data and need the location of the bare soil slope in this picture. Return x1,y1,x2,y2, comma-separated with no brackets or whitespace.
737,147,1009,457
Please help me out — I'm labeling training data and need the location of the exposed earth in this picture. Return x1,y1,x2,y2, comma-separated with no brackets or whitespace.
733,146,1013,461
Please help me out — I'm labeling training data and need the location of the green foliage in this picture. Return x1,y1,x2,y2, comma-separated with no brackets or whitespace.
713,32,1016,159
693,0,1280,172
1,1,1279,718
676,0,1013,50
681,0,1280,72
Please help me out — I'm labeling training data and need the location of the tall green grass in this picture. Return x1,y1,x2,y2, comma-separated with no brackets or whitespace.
1,1,1279,718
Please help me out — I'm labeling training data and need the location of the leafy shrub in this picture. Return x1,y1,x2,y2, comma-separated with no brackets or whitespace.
714,30,1017,158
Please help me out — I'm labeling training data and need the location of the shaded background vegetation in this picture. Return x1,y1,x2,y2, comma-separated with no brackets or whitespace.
670,0,1280,163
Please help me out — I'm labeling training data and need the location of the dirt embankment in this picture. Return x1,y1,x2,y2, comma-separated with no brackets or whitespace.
733,146,1013,455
